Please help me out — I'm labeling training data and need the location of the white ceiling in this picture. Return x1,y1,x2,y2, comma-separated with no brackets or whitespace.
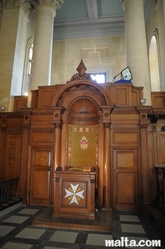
53,0,153,40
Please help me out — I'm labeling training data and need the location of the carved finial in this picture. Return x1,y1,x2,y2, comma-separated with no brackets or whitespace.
76,59,87,76
67,60,95,83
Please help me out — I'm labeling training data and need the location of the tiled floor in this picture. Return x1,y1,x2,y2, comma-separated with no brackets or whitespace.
0,206,165,249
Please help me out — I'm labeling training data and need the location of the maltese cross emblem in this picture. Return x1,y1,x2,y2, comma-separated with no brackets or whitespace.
64,183,84,205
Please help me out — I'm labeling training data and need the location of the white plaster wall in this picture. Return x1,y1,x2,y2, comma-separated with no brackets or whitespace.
146,0,165,91
51,36,126,85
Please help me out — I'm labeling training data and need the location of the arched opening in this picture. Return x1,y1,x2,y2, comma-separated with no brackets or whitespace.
149,34,160,91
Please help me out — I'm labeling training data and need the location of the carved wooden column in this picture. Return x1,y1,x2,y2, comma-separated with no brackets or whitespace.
101,105,114,208
19,110,32,204
137,106,151,211
52,107,65,203
0,115,8,181
52,107,65,170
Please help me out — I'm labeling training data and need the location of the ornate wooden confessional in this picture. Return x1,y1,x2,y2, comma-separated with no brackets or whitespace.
1,60,165,216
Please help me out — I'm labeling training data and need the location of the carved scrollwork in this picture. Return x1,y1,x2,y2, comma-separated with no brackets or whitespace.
68,73,93,83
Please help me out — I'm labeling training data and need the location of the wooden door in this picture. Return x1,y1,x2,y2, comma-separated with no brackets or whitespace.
112,148,139,210
30,147,52,205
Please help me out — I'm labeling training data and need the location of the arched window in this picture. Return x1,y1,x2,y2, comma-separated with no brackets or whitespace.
22,38,34,96
149,33,160,91
27,43,33,77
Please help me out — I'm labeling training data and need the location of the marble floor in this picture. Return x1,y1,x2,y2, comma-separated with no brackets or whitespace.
0,205,165,249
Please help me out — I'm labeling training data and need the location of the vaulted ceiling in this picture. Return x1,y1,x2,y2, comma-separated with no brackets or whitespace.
53,0,153,40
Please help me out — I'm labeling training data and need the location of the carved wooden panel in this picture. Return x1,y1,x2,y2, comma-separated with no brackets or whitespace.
113,87,128,105
62,181,87,208
156,133,165,164
116,173,136,203
42,90,54,108
30,148,52,205
112,149,138,210
53,170,96,220
14,96,27,111
116,151,136,169
132,90,139,106
30,131,54,144
3,133,22,180
31,90,39,109
112,132,139,146
151,92,165,107
37,85,65,108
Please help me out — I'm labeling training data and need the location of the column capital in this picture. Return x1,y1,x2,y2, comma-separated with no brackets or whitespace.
2,0,34,16
120,0,145,9
36,0,64,10
2,0,33,15
2,0,64,12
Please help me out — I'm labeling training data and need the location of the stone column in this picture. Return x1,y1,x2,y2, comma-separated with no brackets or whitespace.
122,0,151,105
163,0,165,24
30,0,64,92
0,0,31,111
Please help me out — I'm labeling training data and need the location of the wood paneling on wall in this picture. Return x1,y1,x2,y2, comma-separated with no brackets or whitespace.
1,74,165,211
